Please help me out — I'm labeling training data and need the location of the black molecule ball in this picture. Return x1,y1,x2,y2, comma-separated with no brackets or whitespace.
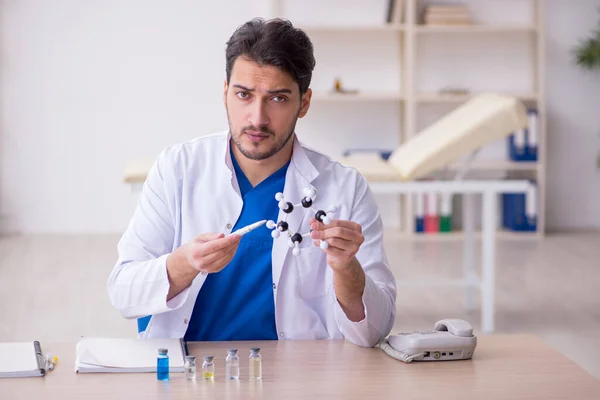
291,233,303,244
315,210,326,222
301,197,313,208
283,202,294,214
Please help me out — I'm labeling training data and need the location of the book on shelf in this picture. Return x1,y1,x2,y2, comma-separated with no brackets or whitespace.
386,0,404,24
422,4,472,26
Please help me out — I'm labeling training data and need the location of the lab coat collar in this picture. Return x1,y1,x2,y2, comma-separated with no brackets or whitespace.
222,130,319,181
223,132,240,196
289,133,320,186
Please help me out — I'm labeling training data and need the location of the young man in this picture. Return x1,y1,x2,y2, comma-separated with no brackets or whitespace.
107,18,396,347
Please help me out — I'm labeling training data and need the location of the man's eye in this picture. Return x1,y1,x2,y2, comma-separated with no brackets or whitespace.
272,96,287,103
237,92,250,99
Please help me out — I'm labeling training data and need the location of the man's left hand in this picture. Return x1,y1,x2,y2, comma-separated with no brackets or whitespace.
310,217,366,322
310,218,364,270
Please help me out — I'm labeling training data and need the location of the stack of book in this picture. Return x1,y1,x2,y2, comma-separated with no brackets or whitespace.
422,5,471,26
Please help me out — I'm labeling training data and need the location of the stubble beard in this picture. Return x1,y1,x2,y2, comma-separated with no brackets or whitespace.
227,105,299,161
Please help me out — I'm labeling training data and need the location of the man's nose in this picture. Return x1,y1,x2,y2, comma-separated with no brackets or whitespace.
248,101,269,128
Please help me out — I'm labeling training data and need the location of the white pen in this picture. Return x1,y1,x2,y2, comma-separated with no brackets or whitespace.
230,220,267,236
200,220,267,276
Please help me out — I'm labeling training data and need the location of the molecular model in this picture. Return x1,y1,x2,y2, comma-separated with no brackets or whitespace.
266,188,338,256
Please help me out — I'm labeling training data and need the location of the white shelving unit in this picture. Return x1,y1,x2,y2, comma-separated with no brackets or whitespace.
269,0,546,240
311,91,404,102
414,23,538,33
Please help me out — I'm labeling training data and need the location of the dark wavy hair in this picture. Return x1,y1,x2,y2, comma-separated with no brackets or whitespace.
225,18,316,95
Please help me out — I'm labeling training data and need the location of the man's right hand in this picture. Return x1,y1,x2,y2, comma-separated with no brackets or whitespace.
182,232,242,274
166,232,241,300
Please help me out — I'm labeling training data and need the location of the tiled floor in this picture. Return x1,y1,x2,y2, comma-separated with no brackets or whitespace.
0,231,598,379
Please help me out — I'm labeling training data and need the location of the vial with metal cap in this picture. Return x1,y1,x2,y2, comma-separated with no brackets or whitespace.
184,355,196,381
202,356,215,380
157,348,169,381
248,347,262,380
225,349,240,380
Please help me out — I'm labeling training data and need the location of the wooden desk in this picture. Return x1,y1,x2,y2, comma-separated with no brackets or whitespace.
3,335,599,399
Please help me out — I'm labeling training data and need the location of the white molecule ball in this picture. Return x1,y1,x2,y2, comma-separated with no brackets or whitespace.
292,247,300,256
271,230,280,239
266,220,276,229
320,241,329,250
288,240,295,248
278,201,287,210
323,216,332,225
305,188,317,199
275,192,284,201
328,204,338,213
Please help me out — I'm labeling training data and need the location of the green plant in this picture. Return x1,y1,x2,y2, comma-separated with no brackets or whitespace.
574,13,600,70
573,11,600,169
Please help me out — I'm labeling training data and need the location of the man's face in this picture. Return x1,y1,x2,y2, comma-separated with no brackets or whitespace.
224,56,311,161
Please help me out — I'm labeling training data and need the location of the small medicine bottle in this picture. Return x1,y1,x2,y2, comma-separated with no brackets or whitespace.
157,348,169,381
248,347,262,380
202,356,215,380
225,349,240,380
184,355,196,381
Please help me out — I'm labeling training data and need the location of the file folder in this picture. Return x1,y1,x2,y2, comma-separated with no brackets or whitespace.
0,341,46,378
527,109,538,160
415,193,424,233
75,337,188,373
502,182,537,231
342,148,393,161
508,108,538,162
424,192,439,233
439,193,453,232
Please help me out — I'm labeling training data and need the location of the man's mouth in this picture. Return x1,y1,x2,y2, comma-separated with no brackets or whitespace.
246,131,270,142
246,131,268,137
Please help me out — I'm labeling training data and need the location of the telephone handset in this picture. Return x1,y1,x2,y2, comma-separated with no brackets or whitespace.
378,319,477,363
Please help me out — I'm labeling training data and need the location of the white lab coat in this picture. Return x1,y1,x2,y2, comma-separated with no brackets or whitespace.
107,130,397,347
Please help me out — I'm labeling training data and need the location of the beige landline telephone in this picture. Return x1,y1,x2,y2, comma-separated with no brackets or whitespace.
378,319,477,363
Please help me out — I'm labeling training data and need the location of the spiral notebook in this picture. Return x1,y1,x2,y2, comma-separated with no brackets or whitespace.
75,337,188,373
0,341,46,378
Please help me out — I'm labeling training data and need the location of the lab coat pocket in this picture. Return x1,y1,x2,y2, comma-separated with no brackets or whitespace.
295,246,330,300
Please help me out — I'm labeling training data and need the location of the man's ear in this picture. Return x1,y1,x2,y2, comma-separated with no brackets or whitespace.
298,88,312,118
223,79,228,107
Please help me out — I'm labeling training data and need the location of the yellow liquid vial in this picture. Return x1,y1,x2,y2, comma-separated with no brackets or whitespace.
201,356,215,380
249,348,262,380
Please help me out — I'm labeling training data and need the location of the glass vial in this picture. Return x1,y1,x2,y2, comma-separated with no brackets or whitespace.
157,348,169,381
184,355,196,381
225,349,240,380
249,347,262,380
202,356,215,380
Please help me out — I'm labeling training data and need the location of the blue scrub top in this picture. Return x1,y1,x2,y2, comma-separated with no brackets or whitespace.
183,147,289,341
